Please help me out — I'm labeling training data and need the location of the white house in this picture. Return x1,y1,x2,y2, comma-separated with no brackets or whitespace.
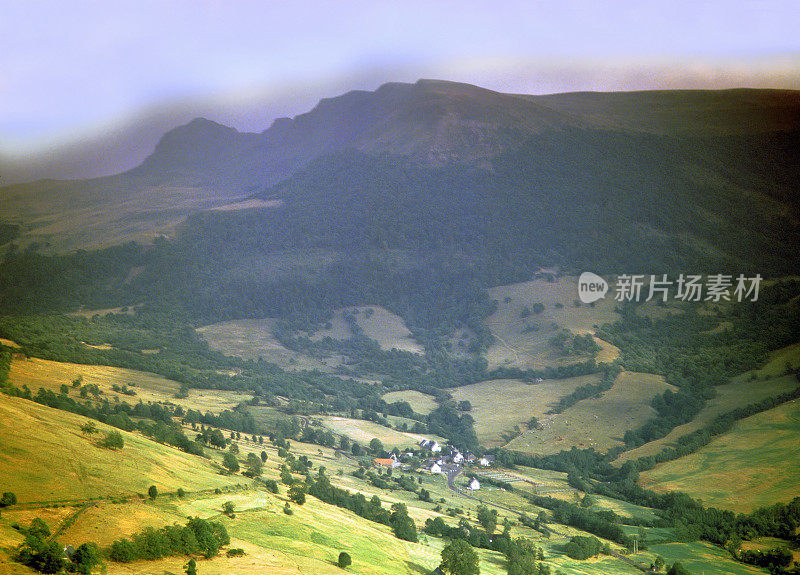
430,441,442,453
452,452,464,464
467,477,480,490
429,462,443,475
479,457,491,466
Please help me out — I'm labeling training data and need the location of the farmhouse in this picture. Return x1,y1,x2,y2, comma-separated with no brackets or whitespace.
479,455,495,467
373,458,400,469
429,462,443,475
467,477,480,490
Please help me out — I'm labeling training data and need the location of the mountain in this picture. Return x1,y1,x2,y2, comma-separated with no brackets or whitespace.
1,80,799,254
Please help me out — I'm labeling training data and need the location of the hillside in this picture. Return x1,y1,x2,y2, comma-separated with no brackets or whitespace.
2,81,799,255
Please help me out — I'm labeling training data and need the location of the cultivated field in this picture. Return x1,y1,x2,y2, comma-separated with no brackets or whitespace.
381,390,438,415
505,371,675,455
446,374,603,447
614,373,800,465
639,397,800,512
483,277,620,370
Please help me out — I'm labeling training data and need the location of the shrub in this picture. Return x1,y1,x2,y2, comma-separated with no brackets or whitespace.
338,551,352,569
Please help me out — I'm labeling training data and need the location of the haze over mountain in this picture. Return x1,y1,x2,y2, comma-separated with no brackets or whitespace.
1,79,799,258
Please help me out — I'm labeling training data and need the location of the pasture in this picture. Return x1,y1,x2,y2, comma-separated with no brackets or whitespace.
639,398,800,512
446,374,603,447
7,356,251,413
320,416,442,448
646,541,767,575
197,318,341,371
0,393,234,503
483,277,620,370
381,389,438,415
614,373,800,465
505,371,675,455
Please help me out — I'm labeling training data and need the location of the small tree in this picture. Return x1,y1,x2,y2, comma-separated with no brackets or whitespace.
369,438,384,454
440,539,479,575
177,487,186,498
477,504,498,535
100,430,124,450
260,450,268,463
246,452,263,476
185,557,197,575
338,551,352,569
148,485,158,500
288,483,306,505
0,492,17,507
80,420,98,434
223,452,240,473
70,542,101,575
222,501,235,516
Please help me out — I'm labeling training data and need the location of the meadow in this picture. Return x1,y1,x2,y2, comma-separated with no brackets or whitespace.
504,371,675,455
319,416,440,448
381,390,438,415
614,372,800,465
639,397,800,512
7,356,252,413
0,393,234,503
446,374,603,447
483,277,620,370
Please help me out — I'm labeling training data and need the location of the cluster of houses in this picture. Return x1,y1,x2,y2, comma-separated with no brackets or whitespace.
371,438,495,491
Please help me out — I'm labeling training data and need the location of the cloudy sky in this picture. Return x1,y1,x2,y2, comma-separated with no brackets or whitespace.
2,0,799,175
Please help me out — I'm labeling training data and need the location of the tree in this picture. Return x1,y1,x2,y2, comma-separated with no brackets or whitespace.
100,430,124,450
246,452,263,476
71,542,101,575
185,558,197,575
229,442,239,454
477,505,498,536
440,539,479,575
260,450,268,462
222,452,240,473
666,563,691,575
80,420,98,434
177,487,186,498
652,556,666,572
338,551,352,569
288,483,306,505
222,501,235,516
148,485,158,500
0,492,17,507
369,438,384,454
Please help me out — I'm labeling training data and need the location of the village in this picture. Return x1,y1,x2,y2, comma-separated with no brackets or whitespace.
372,438,496,492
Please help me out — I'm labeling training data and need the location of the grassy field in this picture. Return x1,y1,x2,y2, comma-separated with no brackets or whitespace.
646,541,767,575
639,397,800,512
615,373,800,465
446,374,603,447
381,390,438,415
505,371,675,455
7,356,251,413
320,416,441,448
197,318,341,371
483,277,620,370
0,393,235,503
351,306,424,355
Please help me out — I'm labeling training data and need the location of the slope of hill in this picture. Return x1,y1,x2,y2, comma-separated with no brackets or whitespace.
0,393,233,502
